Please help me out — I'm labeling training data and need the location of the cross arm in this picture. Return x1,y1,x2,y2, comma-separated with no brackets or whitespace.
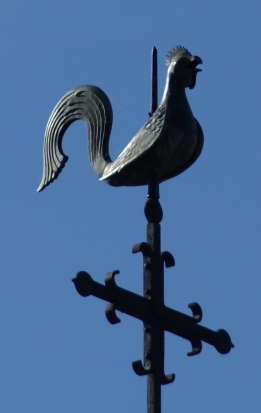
72,271,233,355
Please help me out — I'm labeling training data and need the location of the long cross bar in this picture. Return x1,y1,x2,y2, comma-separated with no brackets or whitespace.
72,270,233,355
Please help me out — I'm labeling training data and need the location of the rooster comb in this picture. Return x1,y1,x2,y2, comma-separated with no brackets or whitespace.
166,46,192,66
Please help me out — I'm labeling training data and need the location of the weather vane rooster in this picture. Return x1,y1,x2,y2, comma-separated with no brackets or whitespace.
37,46,203,192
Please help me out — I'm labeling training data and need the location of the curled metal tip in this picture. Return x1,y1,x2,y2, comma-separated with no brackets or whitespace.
132,360,152,376
161,373,176,385
105,303,121,324
188,302,203,323
132,242,152,256
187,339,202,357
162,251,175,268
104,270,120,287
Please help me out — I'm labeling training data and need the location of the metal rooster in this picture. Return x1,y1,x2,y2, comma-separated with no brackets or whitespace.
37,46,203,192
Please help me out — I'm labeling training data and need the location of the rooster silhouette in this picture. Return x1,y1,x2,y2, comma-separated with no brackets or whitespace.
37,46,203,192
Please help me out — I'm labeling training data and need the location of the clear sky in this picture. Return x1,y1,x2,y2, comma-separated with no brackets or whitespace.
0,1,260,412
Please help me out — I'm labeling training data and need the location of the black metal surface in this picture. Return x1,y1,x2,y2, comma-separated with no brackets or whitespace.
143,50,167,412
72,47,233,413
37,46,204,191
73,270,233,355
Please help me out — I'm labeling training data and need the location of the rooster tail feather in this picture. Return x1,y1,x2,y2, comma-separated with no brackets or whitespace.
37,85,113,192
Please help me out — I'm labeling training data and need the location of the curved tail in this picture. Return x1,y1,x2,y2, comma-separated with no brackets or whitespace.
37,85,113,192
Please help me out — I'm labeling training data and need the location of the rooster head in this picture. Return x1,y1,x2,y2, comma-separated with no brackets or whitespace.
166,46,202,89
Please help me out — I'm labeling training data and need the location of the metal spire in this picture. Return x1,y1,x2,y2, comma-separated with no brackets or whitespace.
72,47,233,413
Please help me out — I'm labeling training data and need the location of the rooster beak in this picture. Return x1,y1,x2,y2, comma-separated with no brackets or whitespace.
191,56,203,71
193,56,203,65
188,56,203,89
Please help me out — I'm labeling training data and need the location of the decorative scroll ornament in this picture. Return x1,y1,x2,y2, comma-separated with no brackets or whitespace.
37,47,203,192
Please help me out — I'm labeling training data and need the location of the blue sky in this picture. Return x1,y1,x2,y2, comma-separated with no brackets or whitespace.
0,1,260,411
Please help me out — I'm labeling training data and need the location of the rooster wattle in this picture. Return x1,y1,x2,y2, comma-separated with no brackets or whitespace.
37,46,203,192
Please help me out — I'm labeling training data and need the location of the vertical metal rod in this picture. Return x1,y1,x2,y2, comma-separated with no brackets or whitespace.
144,46,163,413
150,47,158,116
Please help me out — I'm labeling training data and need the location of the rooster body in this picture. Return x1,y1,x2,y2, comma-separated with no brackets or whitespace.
37,47,203,192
